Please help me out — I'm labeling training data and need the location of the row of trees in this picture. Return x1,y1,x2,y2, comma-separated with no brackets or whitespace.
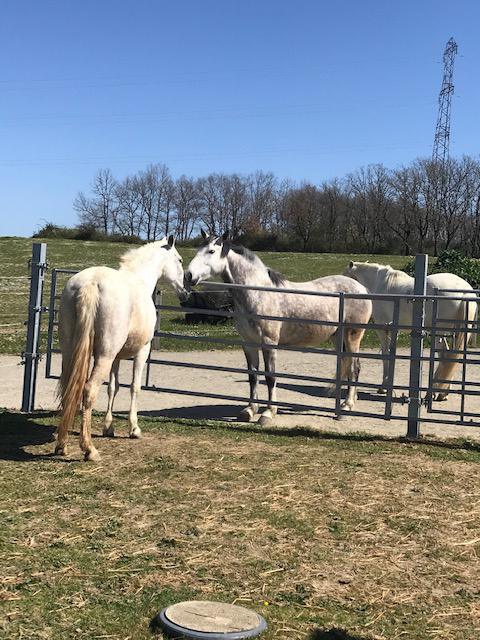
74,156,480,255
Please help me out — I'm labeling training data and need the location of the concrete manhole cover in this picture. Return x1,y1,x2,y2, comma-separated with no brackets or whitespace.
156,600,267,639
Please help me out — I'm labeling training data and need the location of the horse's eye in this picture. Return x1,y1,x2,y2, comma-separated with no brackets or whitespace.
208,249,215,254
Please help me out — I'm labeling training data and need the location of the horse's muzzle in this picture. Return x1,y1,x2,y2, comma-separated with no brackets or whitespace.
183,272,199,291
177,288,189,303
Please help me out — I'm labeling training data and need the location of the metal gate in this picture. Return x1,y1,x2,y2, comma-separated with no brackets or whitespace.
22,243,480,436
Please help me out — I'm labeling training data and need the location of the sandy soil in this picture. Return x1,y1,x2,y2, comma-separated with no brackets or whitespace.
2,347,480,440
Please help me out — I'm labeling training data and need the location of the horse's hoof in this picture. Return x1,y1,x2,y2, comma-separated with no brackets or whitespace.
129,428,142,439
238,408,254,422
103,427,115,438
340,402,353,412
84,449,101,462
377,387,387,395
54,444,67,456
435,393,448,402
257,415,274,427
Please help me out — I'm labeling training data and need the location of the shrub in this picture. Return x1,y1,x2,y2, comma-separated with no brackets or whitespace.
403,249,480,288
33,222,142,244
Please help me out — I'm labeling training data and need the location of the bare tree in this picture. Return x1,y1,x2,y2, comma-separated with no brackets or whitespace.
281,183,322,251
74,168,118,234
174,176,201,240
115,176,143,237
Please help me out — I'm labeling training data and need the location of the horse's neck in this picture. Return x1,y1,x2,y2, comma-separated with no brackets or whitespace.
223,251,270,286
355,266,382,292
121,255,165,293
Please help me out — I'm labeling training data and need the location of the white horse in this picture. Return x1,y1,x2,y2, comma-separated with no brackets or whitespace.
185,231,372,425
344,261,478,400
55,236,185,461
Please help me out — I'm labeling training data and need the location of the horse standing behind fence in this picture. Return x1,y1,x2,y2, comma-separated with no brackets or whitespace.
185,231,373,425
55,236,186,461
343,261,478,400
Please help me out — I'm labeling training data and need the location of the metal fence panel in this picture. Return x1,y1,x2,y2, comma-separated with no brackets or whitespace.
33,250,480,436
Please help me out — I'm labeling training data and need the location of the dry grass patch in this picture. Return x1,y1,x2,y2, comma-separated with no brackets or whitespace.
1,410,480,639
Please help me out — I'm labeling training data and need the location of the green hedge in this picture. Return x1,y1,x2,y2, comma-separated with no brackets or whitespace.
404,250,480,289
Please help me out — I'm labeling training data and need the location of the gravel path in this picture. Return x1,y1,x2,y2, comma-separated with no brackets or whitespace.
2,348,480,441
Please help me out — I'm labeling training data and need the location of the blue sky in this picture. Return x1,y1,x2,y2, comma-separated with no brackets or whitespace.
1,0,478,237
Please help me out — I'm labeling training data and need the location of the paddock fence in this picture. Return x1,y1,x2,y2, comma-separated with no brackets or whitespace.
21,243,480,437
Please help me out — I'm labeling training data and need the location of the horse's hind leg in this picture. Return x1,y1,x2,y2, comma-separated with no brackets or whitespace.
258,342,277,426
80,356,112,461
341,329,363,411
376,329,390,394
103,359,120,437
128,343,150,439
238,346,259,422
433,332,465,401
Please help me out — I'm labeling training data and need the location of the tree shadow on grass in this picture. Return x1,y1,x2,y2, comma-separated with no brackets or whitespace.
309,629,371,640
0,409,62,462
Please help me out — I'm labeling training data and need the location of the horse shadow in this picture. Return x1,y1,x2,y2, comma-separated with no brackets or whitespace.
139,403,240,421
0,410,60,462
274,381,396,404
139,404,480,453
308,629,371,640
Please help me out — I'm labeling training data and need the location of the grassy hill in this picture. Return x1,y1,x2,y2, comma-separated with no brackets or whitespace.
0,236,411,355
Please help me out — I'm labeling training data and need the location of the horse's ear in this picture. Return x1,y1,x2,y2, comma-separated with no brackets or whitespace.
221,242,230,258
200,228,208,240
221,229,230,242
167,235,175,248
349,260,354,268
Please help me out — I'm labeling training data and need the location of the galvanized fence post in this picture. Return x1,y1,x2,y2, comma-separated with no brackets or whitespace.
406,253,428,438
21,242,47,413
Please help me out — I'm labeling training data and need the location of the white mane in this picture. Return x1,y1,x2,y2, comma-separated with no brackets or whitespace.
354,261,412,290
119,239,168,272
381,265,412,288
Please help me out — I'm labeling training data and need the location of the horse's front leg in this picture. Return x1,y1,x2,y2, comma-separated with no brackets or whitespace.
258,341,277,426
103,359,120,437
238,346,259,422
376,329,390,394
128,343,150,438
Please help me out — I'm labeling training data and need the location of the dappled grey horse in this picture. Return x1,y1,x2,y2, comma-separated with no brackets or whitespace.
185,231,372,425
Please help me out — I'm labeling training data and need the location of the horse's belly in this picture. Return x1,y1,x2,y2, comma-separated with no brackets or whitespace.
279,323,333,347
117,306,156,358
117,329,153,359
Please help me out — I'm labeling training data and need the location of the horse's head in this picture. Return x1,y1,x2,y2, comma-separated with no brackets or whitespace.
184,229,230,290
161,235,188,301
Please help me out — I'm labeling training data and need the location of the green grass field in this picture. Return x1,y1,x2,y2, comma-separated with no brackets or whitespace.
0,236,411,355
1,410,479,640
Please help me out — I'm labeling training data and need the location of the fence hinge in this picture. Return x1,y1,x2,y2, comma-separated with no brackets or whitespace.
20,352,43,365
27,259,48,270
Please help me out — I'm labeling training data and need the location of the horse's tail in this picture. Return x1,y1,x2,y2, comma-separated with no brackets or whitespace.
57,282,99,436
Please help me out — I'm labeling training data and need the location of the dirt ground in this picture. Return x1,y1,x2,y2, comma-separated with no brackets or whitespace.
2,347,480,440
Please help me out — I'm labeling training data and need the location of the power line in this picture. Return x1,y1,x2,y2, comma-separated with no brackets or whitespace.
0,141,431,168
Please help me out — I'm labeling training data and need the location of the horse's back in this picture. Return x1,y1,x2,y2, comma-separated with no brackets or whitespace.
61,266,155,358
291,275,372,323
427,272,477,322
427,272,474,295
